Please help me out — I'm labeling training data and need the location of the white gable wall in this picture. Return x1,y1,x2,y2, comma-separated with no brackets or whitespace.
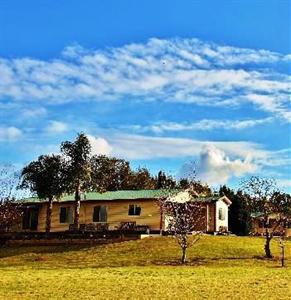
215,199,229,231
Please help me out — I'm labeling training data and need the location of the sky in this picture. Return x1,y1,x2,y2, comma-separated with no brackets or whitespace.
0,0,290,191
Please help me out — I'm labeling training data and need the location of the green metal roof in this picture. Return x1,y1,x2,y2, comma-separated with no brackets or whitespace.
21,190,226,204
22,189,180,203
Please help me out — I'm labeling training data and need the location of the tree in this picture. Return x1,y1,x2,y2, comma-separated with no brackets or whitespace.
156,171,177,189
219,185,251,236
89,155,132,191
241,176,290,258
178,179,212,196
0,165,23,232
20,155,65,233
159,193,206,264
130,168,156,190
61,133,92,226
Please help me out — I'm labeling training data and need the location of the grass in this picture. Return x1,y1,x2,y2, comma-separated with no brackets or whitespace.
0,236,290,299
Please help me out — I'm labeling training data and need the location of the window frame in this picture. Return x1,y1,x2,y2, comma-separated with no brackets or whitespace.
218,207,225,221
93,205,107,223
128,204,141,216
59,206,73,224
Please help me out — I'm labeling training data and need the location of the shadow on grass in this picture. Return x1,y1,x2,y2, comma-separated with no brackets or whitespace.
0,244,98,259
153,257,207,266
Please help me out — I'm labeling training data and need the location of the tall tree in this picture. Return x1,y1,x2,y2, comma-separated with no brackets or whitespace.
130,168,156,190
241,176,290,258
89,155,132,191
20,155,65,233
156,171,177,189
179,179,212,195
61,133,92,226
219,185,251,236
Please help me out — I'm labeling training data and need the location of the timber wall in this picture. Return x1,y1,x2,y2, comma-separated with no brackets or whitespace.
35,199,161,232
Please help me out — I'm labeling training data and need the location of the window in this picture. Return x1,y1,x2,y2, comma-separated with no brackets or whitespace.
93,206,107,222
22,206,39,230
218,208,225,221
128,204,141,216
60,207,73,224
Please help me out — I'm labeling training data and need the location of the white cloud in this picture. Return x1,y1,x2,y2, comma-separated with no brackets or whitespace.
46,121,68,134
0,126,22,141
87,135,113,156
0,38,290,120
107,133,265,160
195,145,257,185
21,107,47,118
277,179,291,189
126,117,273,133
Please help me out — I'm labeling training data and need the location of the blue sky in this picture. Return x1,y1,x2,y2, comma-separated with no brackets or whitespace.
0,0,290,191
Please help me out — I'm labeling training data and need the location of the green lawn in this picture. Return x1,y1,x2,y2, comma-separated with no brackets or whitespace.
0,236,290,299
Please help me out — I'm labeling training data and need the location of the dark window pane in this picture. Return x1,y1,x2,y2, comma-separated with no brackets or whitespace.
60,207,67,223
128,204,141,216
22,207,30,229
128,205,135,215
22,207,39,230
135,206,141,216
99,206,107,222
30,208,39,230
93,206,100,222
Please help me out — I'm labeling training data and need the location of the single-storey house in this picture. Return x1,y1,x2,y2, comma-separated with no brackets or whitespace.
251,212,291,237
20,189,231,233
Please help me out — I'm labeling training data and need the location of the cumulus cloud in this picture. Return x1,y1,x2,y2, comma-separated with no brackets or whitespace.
0,38,290,120
0,126,22,141
195,146,257,185
46,121,68,134
87,135,113,156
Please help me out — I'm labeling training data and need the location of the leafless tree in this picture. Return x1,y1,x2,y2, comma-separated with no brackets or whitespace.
241,176,291,258
0,165,24,232
159,191,206,264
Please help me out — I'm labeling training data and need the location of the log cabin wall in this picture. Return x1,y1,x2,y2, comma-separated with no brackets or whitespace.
36,199,162,232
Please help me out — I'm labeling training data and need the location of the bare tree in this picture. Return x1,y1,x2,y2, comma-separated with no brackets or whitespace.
241,176,290,258
0,165,24,232
159,191,206,264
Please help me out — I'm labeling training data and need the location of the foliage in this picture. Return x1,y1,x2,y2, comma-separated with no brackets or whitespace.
130,167,156,190
219,185,251,236
20,155,65,232
156,171,176,189
89,155,131,192
20,155,65,200
179,178,212,195
61,133,92,225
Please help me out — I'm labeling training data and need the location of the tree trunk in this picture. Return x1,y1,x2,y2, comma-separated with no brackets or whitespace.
74,184,81,226
181,247,187,264
45,197,53,233
264,229,273,258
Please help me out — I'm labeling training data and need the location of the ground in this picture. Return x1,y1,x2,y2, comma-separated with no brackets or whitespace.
0,236,290,299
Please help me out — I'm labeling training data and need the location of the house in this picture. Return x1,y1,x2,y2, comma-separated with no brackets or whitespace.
251,212,291,237
20,189,231,233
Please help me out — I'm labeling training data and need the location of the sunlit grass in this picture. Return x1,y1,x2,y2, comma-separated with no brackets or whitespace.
0,236,290,299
